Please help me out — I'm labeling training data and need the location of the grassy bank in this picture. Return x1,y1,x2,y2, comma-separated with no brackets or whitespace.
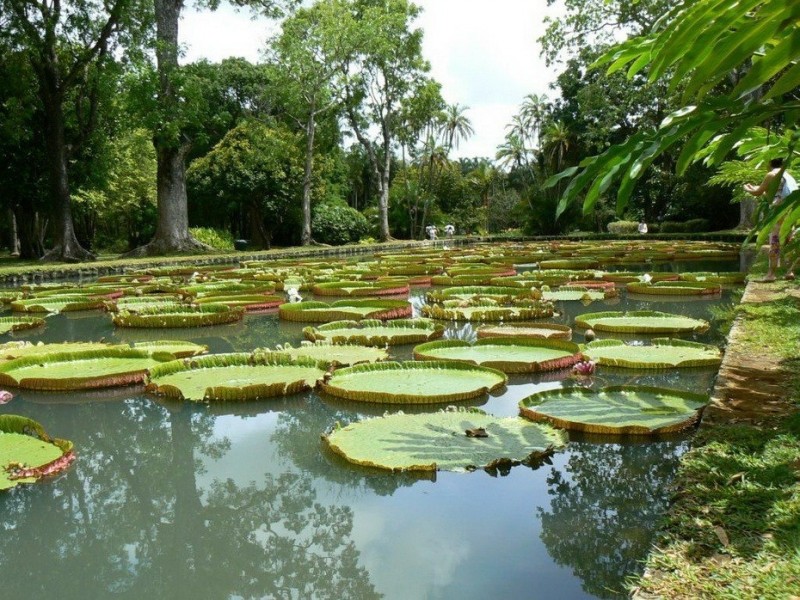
633,278,800,599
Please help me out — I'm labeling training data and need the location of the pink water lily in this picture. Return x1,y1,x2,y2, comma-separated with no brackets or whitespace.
0,390,13,405
572,360,596,376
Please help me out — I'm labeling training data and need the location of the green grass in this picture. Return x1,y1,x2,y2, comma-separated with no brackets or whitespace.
631,276,800,599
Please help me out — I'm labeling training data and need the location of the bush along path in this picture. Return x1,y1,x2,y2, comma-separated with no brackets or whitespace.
632,278,800,599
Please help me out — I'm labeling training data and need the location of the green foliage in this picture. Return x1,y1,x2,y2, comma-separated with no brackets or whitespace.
606,220,640,234
311,202,369,245
549,0,800,246
189,228,234,251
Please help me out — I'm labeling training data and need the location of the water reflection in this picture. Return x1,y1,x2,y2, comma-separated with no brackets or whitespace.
0,399,380,599
539,437,689,599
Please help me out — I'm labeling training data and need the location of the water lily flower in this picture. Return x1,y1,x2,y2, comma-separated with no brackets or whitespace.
0,390,12,404
572,360,596,376
638,273,653,283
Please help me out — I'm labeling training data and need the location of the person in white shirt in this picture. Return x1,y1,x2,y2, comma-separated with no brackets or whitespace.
744,157,798,281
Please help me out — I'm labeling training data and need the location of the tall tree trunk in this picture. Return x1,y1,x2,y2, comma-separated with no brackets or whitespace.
301,113,316,246
378,124,392,241
12,205,42,259
8,209,20,257
738,197,756,229
128,0,208,257
39,67,94,262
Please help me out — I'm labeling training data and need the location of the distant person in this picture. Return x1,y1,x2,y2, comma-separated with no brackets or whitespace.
638,222,648,234
744,157,798,281
444,224,455,238
426,225,438,241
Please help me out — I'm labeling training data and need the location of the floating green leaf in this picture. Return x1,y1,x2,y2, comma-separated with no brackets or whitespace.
304,318,444,346
575,311,709,333
146,353,326,401
476,323,572,340
312,280,409,296
1,415,75,490
257,341,388,366
112,303,243,328
0,348,172,391
321,361,507,404
279,299,412,323
582,338,722,369
519,385,708,435
323,407,566,472
413,338,583,373
0,317,45,335
626,281,722,295
11,295,105,313
421,301,554,322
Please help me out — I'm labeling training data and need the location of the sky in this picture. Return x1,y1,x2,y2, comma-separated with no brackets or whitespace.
180,1,564,160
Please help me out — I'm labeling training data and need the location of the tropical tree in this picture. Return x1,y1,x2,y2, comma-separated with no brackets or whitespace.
438,103,474,153
0,0,147,261
519,93,548,150
129,0,290,256
338,0,434,241
550,0,800,248
269,0,349,246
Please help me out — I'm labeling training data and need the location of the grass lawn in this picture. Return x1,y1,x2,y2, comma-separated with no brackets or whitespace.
633,272,800,599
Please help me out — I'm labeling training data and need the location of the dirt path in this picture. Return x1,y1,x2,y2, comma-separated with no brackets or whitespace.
703,281,797,426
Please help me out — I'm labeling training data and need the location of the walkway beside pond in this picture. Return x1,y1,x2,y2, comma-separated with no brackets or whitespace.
634,278,800,599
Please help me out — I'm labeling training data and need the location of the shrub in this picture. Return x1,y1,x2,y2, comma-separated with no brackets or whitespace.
312,202,370,245
606,220,640,234
659,219,710,234
190,227,235,251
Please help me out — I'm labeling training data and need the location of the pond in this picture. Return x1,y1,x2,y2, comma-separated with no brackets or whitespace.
0,253,742,599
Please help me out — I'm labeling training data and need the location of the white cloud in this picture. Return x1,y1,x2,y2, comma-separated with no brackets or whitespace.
179,0,564,159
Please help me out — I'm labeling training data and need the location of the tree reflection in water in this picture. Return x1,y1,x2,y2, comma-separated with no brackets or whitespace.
0,398,380,599
538,436,690,599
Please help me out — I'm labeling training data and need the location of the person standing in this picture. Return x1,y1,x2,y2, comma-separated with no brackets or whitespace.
744,158,798,281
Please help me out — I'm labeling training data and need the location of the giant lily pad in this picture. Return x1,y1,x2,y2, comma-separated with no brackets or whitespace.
0,316,45,335
112,303,243,328
519,386,707,435
279,299,412,323
322,407,566,472
304,318,444,346
421,301,554,322
0,341,120,361
1,415,75,490
476,323,572,340
0,348,172,391
130,341,209,359
257,342,388,366
312,280,409,297
195,294,284,311
626,281,722,295
426,286,535,303
541,288,609,302
575,311,709,333
582,338,722,369
11,295,105,314
413,338,582,373
146,353,325,401
320,361,507,404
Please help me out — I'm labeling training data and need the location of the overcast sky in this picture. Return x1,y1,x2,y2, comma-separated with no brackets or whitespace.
180,1,563,160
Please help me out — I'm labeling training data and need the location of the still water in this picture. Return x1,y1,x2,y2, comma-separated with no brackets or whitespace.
0,260,740,599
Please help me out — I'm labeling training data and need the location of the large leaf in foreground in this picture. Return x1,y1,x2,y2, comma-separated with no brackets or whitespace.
0,348,171,391
257,342,389,366
582,338,721,369
146,353,325,401
413,338,582,373
304,318,444,346
575,311,709,333
519,386,707,435
321,361,506,404
11,295,105,314
1,415,75,490
323,407,566,472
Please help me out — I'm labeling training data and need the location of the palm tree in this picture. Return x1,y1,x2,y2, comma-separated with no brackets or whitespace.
519,93,548,150
495,133,529,172
543,120,571,171
438,103,474,153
